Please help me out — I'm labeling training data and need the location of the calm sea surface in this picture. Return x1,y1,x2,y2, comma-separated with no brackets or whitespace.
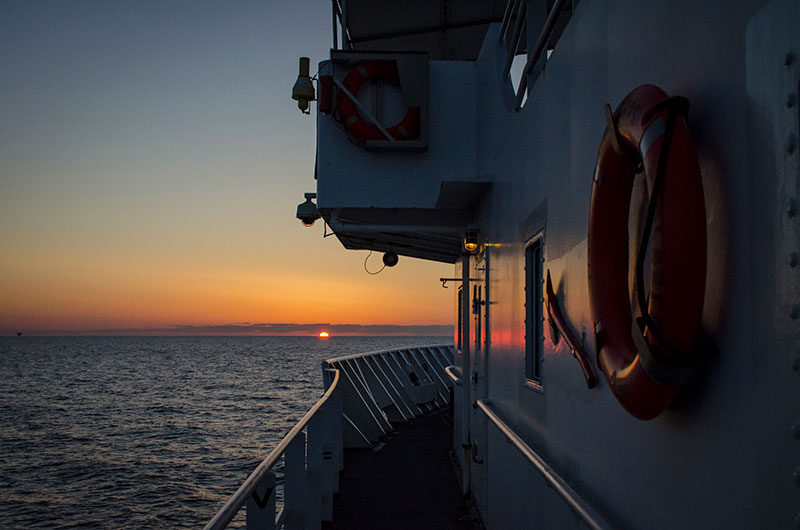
0,336,449,529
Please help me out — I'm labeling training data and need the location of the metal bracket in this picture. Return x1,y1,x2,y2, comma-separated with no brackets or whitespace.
471,443,484,464
323,220,336,238
439,277,482,288
604,103,643,173
544,270,597,389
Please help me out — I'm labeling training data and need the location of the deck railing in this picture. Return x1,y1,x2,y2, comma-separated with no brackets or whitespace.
203,344,454,530
323,344,455,448
475,399,612,530
203,369,343,530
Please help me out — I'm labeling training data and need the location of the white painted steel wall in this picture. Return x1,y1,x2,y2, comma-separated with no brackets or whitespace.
461,1,799,529
316,61,479,210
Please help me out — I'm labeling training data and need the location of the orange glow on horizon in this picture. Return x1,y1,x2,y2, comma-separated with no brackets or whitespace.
319,331,330,338
0,250,454,333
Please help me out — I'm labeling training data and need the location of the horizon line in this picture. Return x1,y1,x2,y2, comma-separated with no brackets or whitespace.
4,322,455,337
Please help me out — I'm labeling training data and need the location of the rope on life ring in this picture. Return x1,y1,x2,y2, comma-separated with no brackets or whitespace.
336,60,420,143
588,84,707,420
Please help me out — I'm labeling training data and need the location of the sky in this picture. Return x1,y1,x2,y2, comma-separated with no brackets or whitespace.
0,1,454,335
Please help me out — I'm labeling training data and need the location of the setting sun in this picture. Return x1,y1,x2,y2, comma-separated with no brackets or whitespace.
318,331,330,338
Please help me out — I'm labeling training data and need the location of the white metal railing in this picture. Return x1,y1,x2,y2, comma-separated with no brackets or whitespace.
203,369,343,530
323,344,455,448
498,0,575,111
331,0,351,50
204,344,454,529
475,399,612,530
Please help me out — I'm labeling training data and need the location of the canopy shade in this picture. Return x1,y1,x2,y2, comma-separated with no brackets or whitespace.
341,0,509,60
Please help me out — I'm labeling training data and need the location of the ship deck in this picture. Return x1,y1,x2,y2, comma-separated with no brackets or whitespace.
328,407,482,530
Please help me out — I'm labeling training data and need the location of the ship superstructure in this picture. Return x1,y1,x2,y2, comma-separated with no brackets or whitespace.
304,1,800,528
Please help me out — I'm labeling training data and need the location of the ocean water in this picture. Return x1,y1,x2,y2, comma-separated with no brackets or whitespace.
0,335,449,529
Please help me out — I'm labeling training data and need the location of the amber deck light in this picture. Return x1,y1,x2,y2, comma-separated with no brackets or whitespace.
463,227,479,253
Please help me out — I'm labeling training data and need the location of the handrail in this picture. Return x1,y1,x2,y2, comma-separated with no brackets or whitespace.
444,365,463,386
475,399,613,530
203,369,341,530
325,343,452,364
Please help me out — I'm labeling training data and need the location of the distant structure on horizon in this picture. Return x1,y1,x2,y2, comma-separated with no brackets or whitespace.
15,331,22,336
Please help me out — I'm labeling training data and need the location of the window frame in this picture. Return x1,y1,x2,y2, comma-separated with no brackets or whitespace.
524,233,545,390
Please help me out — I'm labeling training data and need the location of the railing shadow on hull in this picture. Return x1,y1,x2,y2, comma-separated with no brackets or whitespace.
203,344,455,530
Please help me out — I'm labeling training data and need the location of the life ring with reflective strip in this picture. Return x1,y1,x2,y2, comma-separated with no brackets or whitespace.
588,85,706,420
336,60,420,143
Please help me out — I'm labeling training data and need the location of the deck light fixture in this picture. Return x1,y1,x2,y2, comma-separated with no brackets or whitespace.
292,57,316,114
296,192,321,227
463,226,479,253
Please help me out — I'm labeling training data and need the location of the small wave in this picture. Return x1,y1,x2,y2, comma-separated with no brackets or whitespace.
0,335,405,528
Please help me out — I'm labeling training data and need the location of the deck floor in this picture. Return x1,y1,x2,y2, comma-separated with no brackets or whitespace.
328,408,482,530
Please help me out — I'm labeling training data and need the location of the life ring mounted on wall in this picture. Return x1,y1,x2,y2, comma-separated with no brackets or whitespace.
588,85,707,420
335,60,421,144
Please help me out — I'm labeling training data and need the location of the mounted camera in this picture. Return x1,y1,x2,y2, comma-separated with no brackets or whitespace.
383,251,399,267
296,192,320,227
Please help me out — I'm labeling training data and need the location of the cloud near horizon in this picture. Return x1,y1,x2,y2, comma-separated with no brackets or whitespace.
13,322,455,337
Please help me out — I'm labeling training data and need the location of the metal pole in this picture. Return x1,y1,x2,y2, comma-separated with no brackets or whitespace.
341,0,348,49
503,0,527,75
460,254,472,497
498,0,519,44
515,0,569,110
332,0,338,50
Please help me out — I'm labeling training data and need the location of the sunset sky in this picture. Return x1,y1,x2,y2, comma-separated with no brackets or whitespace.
0,1,454,335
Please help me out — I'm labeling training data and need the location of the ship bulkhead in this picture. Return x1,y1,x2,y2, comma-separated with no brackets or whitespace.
306,0,800,528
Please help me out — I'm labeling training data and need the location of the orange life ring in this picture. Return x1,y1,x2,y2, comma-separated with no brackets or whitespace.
336,60,420,143
588,85,706,420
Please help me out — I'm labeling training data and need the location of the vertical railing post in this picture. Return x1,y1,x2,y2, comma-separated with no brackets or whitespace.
283,433,306,530
306,414,323,529
321,443,334,521
322,366,344,482
341,0,348,49
319,372,338,521
331,0,338,50
246,471,276,530
461,256,472,496
332,376,344,477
